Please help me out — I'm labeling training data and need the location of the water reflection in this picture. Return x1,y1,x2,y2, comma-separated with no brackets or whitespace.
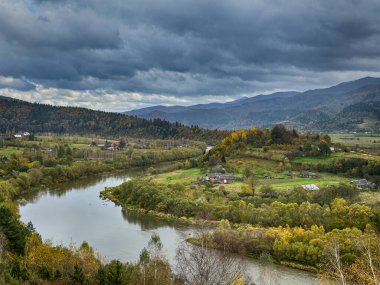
121,209,188,231
20,173,318,285
22,171,141,203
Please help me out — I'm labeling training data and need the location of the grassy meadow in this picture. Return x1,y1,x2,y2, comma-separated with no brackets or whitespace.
329,133,380,148
0,146,24,157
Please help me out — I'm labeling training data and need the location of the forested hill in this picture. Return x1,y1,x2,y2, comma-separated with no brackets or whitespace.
0,96,229,141
126,77,380,132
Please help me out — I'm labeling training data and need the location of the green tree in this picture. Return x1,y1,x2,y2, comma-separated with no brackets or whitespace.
271,124,292,144
69,265,85,285
0,206,32,255
58,145,66,158
319,140,331,156
118,138,127,149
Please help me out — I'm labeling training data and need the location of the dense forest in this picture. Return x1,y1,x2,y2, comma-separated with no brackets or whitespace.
0,97,229,142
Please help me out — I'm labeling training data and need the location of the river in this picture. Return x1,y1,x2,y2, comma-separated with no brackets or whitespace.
20,172,318,285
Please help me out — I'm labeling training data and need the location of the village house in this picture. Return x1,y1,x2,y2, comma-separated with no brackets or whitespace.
302,184,320,191
299,171,319,178
206,173,240,184
350,179,377,190
13,132,30,139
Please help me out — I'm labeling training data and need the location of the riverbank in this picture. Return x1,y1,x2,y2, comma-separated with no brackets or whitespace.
102,176,380,283
101,187,317,273
19,173,318,285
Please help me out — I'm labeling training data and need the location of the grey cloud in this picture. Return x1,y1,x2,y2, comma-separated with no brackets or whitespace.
0,0,379,102
0,76,36,91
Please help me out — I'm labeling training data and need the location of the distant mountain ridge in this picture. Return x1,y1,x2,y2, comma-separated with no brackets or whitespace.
125,77,380,132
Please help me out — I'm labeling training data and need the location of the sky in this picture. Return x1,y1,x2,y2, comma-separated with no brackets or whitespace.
1,0,380,112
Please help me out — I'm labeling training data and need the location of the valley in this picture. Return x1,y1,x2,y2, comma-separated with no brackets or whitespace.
1,125,380,284
2,1,380,284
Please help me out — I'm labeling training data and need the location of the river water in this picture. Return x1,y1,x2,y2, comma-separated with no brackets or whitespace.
20,173,318,285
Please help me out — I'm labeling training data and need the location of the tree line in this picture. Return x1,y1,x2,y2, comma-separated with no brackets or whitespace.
0,98,229,142
102,179,378,232
0,145,203,203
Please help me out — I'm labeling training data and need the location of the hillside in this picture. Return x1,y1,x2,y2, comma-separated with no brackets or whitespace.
0,97,229,141
315,101,380,131
125,77,380,131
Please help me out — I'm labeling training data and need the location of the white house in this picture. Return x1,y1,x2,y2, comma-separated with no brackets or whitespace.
302,184,320,191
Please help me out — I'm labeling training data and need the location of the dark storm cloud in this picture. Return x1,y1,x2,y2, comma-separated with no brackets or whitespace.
0,0,380,100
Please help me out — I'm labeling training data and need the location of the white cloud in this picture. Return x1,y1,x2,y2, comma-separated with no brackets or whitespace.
0,85,238,112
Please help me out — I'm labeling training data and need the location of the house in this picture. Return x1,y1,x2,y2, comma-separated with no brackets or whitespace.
350,179,377,190
299,171,319,178
13,132,30,139
302,184,320,191
206,173,240,184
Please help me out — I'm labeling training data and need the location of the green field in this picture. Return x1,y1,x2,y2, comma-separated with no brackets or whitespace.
218,181,246,193
256,172,351,190
228,157,286,178
329,133,380,148
36,135,98,144
292,151,378,164
0,147,24,157
152,168,203,185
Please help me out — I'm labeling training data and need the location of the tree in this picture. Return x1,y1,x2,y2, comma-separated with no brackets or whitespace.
131,235,173,285
175,232,248,285
58,145,66,158
0,232,6,259
70,265,85,285
66,147,73,156
270,124,292,144
118,138,127,149
321,239,347,285
185,160,191,169
319,140,331,156
351,231,380,285
148,233,163,285
242,178,255,196
242,167,252,179
97,260,131,285
0,206,32,255
261,186,277,198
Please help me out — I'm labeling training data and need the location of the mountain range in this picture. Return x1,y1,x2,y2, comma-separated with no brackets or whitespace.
125,77,380,132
